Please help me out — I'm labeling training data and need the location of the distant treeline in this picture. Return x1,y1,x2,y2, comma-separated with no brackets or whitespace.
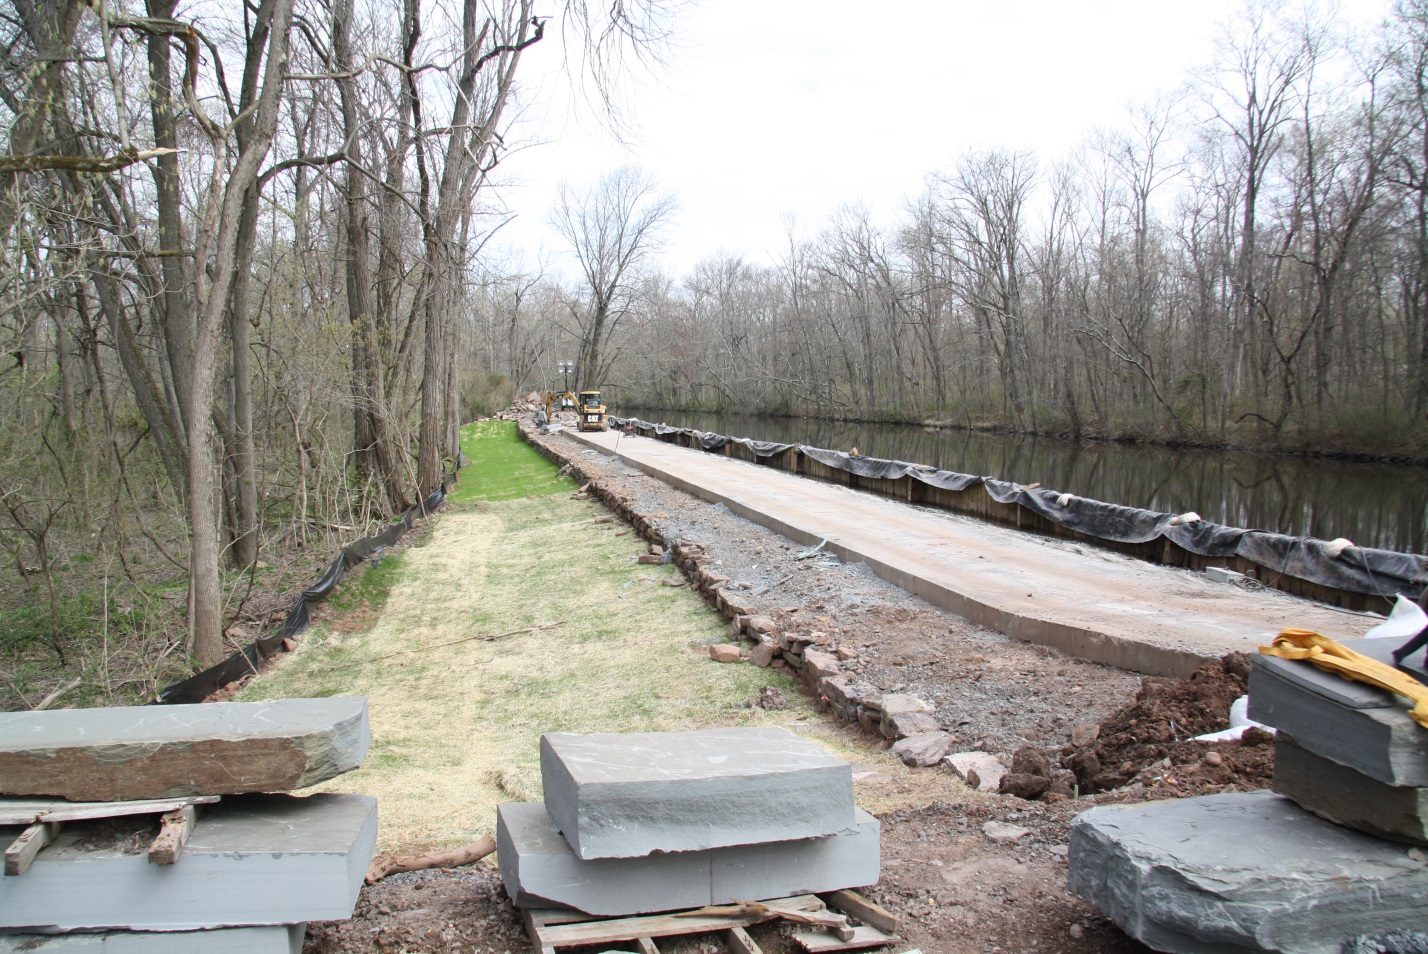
484,2,1428,460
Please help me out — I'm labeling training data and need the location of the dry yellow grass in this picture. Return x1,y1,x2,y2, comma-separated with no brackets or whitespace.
238,491,935,852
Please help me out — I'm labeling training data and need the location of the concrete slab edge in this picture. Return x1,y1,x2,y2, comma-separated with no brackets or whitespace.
566,431,1210,679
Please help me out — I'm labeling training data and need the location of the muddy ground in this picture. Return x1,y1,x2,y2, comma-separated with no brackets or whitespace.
303,421,1282,954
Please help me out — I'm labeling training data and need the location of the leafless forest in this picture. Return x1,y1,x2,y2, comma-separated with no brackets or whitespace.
2,0,1426,699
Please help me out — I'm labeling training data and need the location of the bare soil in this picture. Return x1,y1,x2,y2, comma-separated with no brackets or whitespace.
303,420,1280,954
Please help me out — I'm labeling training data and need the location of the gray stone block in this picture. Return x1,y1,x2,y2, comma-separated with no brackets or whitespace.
0,926,304,953
0,794,376,932
540,727,855,859
0,698,370,801
1249,655,1428,786
1069,790,1428,954
1275,732,1428,846
496,802,879,915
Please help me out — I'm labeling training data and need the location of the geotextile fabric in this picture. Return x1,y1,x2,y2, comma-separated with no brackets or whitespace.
157,479,454,705
615,418,1425,602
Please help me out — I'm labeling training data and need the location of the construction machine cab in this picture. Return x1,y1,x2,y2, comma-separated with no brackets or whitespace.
577,390,608,432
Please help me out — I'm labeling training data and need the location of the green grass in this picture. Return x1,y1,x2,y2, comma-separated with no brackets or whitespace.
324,551,408,616
448,419,575,503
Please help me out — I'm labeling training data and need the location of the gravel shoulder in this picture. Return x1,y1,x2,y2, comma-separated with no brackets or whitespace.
302,419,1292,954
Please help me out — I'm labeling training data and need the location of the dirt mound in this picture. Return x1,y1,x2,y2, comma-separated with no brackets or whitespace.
1063,653,1275,796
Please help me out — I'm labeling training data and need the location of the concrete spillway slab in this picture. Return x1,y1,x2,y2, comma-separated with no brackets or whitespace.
565,429,1378,678
1068,790,1428,954
0,793,376,932
497,801,879,915
1249,655,1428,787
540,727,855,859
0,698,370,801
0,926,304,953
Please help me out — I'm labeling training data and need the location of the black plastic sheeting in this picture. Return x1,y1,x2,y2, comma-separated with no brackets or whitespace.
616,418,1427,602
155,479,454,705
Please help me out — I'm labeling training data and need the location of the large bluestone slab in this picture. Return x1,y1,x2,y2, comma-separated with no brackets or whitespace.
0,926,304,954
1248,653,1428,786
0,794,375,932
0,698,370,801
1274,732,1428,846
540,726,855,859
1069,790,1428,954
496,801,879,915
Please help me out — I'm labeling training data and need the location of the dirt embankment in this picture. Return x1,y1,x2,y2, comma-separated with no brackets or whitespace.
304,419,1277,954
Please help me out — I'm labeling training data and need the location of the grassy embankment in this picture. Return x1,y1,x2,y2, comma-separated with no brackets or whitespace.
240,419,854,852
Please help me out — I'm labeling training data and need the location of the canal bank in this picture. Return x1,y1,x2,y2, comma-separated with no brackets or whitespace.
563,425,1380,679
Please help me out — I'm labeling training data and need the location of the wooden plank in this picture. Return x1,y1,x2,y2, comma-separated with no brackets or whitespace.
723,926,764,954
522,907,558,954
534,895,825,948
147,804,197,865
790,925,899,952
4,821,60,876
634,937,660,954
820,889,901,935
0,795,219,826
527,908,598,927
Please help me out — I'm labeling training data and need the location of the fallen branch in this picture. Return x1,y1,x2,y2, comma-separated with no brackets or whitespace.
678,899,852,938
365,835,497,884
323,622,563,672
35,676,82,711
752,573,795,597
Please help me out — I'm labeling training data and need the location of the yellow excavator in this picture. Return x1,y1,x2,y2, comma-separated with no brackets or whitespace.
540,389,607,431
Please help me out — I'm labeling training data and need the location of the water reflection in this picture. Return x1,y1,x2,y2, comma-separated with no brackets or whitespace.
623,410,1428,554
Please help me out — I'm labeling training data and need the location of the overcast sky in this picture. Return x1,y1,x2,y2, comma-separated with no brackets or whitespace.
486,0,1394,279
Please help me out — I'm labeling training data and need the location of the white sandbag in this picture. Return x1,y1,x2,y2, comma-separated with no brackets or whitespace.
1363,594,1427,640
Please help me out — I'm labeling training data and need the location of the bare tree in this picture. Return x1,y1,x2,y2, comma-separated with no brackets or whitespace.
551,166,674,392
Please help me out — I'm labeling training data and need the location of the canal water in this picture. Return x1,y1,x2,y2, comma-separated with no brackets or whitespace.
618,410,1428,555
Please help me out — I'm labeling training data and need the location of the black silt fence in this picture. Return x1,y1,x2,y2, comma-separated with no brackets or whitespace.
156,478,454,705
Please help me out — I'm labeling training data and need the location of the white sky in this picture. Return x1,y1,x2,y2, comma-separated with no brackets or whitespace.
487,0,1395,279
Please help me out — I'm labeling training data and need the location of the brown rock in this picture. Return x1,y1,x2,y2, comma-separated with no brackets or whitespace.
648,544,664,557
723,596,758,617
594,515,615,525
1010,745,1053,779
1070,723,1101,747
835,646,860,661
891,731,953,767
999,772,1051,800
886,711,942,740
746,615,779,638
1067,750,1102,787
749,642,777,668
636,554,661,564
662,579,686,588
802,649,842,682
708,644,742,663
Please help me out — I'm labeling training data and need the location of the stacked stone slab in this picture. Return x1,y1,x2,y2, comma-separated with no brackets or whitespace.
1249,636,1428,845
0,698,374,952
498,726,879,916
1068,639,1428,952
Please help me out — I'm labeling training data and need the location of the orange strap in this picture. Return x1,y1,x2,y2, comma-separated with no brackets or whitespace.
1260,628,1428,729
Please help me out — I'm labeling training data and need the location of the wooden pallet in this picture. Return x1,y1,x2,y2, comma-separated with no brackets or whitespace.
522,889,900,954
1,795,218,875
